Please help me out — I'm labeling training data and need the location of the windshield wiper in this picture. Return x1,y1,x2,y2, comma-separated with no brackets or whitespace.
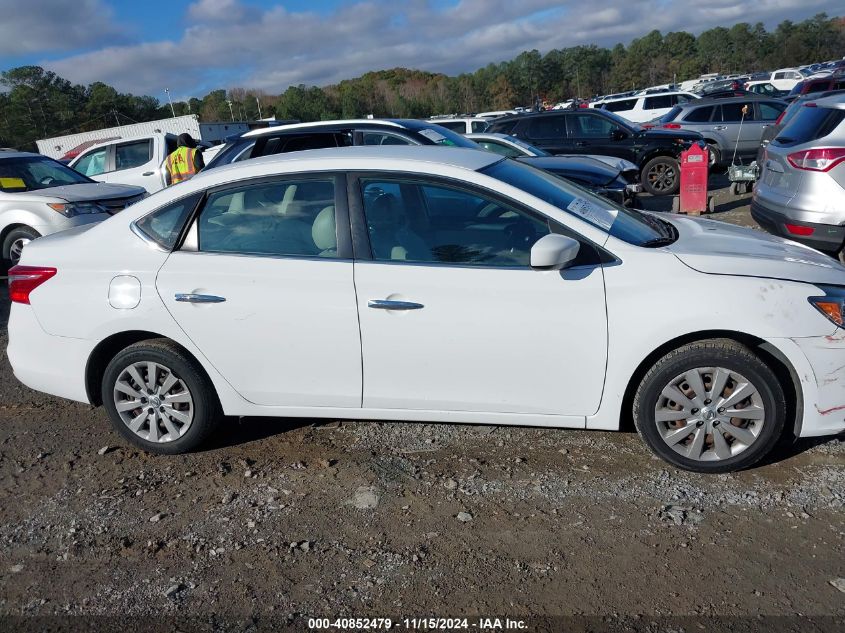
641,236,675,247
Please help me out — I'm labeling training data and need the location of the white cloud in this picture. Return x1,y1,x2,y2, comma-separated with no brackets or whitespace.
0,0,124,55
39,0,843,98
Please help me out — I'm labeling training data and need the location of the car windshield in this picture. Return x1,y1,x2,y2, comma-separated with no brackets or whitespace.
0,155,93,193
482,159,672,247
657,106,683,123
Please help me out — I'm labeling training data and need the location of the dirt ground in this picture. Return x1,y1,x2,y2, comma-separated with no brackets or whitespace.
0,176,843,633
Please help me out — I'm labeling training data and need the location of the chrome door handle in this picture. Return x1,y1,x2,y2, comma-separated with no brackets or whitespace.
175,293,226,303
368,299,424,311
713,125,727,130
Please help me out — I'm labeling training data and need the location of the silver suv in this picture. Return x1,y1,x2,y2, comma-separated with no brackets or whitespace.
653,96,787,166
752,94,845,261
0,152,146,265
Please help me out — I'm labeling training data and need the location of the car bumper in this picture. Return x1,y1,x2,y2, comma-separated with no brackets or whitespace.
785,333,845,438
7,305,93,404
751,198,845,253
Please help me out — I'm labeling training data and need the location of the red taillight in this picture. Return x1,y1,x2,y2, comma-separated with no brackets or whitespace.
785,224,815,236
662,123,682,129
786,147,845,172
8,266,57,304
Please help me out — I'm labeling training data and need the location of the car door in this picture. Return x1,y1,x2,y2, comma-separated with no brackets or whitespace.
517,114,571,153
155,174,362,407
568,112,636,162
97,138,163,192
350,174,608,418
715,102,764,158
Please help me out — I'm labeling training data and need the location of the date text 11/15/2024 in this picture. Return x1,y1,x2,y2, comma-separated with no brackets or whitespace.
307,617,529,630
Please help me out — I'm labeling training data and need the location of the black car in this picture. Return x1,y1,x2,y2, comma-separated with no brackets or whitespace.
205,119,479,170
518,155,641,206
488,109,701,195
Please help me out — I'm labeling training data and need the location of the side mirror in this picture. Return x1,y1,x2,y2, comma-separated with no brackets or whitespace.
530,234,580,271
611,129,628,141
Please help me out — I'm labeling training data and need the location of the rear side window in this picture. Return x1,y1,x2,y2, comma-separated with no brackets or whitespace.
115,140,152,170
527,115,566,139
471,120,489,133
682,106,713,122
602,99,637,112
644,95,672,110
434,121,467,133
135,195,200,250
774,106,845,147
658,106,683,123
717,103,755,122
758,102,785,121
489,119,519,135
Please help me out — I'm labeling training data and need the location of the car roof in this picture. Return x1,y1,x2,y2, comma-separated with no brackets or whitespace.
810,94,845,109
680,95,782,107
0,151,48,160
242,119,410,138
189,145,501,183
600,90,693,103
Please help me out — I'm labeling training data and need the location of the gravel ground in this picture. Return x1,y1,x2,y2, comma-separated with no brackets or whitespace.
0,177,843,632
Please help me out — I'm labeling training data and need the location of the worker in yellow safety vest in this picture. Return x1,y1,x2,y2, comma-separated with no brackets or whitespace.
165,133,205,186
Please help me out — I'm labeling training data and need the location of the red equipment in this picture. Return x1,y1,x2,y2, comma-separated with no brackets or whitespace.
677,143,712,215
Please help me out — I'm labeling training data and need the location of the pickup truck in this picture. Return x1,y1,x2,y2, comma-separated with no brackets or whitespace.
68,134,180,194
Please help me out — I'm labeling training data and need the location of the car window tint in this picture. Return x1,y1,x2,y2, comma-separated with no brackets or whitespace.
527,115,566,139
136,195,200,250
775,107,845,146
601,99,637,112
674,94,692,105
682,106,713,122
478,141,522,158
718,103,755,122
197,179,338,257
74,148,108,176
471,120,489,133
572,114,617,137
360,178,553,268
361,132,413,146
644,95,673,110
758,102,785,121
115,140,152,170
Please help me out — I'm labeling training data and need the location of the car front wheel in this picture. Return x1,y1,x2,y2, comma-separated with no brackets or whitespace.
641,156,680,196
102,340,222,454
633,339,786,473
3,226,40,266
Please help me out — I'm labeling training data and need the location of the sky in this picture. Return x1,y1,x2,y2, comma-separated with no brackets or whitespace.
0,0,841,100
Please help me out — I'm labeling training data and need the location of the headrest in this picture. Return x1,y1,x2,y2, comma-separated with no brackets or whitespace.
312,206,336,252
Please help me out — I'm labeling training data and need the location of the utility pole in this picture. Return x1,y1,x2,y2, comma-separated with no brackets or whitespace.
256,96,263,119
164,88,176,118
226,100,235,122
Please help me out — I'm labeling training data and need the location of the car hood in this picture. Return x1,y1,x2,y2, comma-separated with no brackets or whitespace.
637,128,702,142
13,182,146,203
518,156,620,185
663,214,845,285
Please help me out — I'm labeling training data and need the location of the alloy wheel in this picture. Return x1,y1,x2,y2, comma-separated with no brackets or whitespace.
646,162,677,192
112,361,194,443
654,367,765,462
9,237,31,264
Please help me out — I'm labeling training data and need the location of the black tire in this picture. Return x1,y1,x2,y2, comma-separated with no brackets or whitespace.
2,226,40,266
641,156,680,196
633,339,786,473
101,339,222,454
707,143,721,168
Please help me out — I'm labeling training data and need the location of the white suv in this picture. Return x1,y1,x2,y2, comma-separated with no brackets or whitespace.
426,117,490,134
592,92,699,123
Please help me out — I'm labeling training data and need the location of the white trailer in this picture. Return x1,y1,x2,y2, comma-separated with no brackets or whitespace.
37,115,249,160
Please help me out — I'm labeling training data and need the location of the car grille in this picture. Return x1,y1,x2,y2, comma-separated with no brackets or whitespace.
97,194,146,215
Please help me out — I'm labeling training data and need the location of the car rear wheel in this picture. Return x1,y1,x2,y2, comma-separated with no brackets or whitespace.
707,144,721,168
641,156,680,196
102,340,222,454
2,226,40,266
633,339,786,473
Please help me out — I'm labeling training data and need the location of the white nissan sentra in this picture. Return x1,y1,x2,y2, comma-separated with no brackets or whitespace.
7,147,845,473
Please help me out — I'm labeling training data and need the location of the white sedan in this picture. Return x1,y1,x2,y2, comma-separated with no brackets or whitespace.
7,147,845,473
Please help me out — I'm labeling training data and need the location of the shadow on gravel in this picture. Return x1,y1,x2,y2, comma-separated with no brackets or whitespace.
757,432,845,469
199,416,315,451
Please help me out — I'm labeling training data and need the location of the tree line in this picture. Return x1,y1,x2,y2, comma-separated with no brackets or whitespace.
1,13,843,151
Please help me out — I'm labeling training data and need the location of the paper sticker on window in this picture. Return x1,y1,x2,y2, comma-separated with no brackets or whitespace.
0,177,26,189
566,197,617,230
417,129,447,143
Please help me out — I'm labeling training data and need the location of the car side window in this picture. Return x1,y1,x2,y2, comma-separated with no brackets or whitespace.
74,148,108,176
361,132,413,146
434,121,466,133
774,72,785,80
135,195,201,250
758,102,785,121
115,140,153,171
527,115,566,140
682,106,713,123
471,120,489,133
601,99,637,112
478,141,522,158
360,178,554,268
674,94,692,105
572,114,617,137
197,178,338,258
644,95,672,110
717,103,755,122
